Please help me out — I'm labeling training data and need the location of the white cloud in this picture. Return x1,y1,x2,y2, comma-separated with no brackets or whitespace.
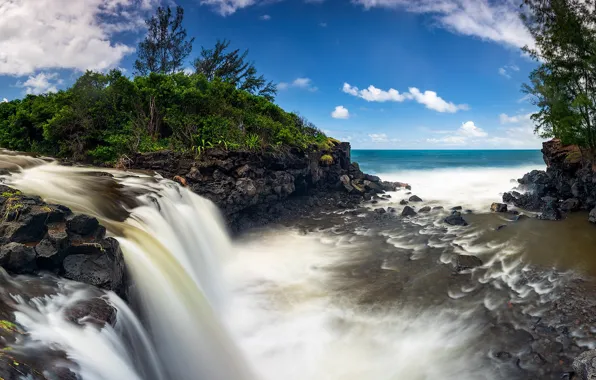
16,72,63,95
498,64,520,79
408,87,469,113
1,98,7,103
459,121,488,137
331,106,350,119
369,133,388,142
426,121,487,145
183,67,194,75
343,82,468,113
0,0,156,76
201,0,259,16
260,14,271,20
498,67,511,79
278,77,318,92
499,112,532,124
353,0,534,51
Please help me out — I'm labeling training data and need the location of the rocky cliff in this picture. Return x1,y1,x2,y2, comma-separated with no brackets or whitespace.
502,139,596,221
128,142,401,231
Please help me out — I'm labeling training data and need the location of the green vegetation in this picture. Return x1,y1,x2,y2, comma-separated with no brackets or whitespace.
0,6,329,163
522,0,596,152
320,154,334,165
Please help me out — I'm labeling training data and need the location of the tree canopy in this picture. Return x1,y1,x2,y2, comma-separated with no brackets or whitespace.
134,6,194,75
522,0,596,151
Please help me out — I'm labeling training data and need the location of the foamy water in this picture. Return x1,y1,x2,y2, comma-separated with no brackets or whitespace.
378,165,543,210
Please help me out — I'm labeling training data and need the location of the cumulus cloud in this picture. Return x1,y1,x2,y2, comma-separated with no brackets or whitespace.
1,98,7,103
16,72,63,95
260,14,271,20
331,106,350,119
278,78,318,92
352,0,534,51
343,83,468,113
499,112,532,124
426,121,487,145
0,0,156,76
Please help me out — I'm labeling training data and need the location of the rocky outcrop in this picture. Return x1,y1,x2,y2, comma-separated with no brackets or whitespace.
129,143,405,231
445,211,469,226
502,139,596,222
0,187,125,296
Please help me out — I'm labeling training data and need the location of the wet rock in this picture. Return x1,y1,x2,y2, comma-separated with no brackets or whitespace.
465,209,473,214
67,214,99,236
374,208,386,214
444,212,468,226
380,181,397,192
419,206,431,213
589,207,596,224
364,174,381,183
495,351,512,361
560,198,580,212
490,202,508,213
538,200,562,221
387,207,396,213
399,199,408,205
0,242,36,274
363,180,383,193
409,195,423,202
451,206,463,211
65,297,116,327
62,254,113,288
573,349,596,380
452,254,483,272
381,194,391,199
496,225,507,231
433,206,444,210
401,206,417,217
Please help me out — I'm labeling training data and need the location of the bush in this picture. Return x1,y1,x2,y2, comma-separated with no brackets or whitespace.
0,70,329,162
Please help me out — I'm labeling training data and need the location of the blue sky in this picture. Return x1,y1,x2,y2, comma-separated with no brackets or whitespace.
0,0,542,149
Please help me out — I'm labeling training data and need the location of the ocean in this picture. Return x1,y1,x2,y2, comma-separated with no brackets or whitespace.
352,149,545,210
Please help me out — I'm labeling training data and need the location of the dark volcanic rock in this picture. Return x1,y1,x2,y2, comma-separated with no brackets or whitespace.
590,208,596,224
409,195,423,202
401,206,417,217
560,198,580,212
374,208,386,214
451,206,463,211
452,254,483,272
67,214,99,236
399,199,408,205
538,200,562,221
419,206,431,213
62,254,113,287
490,202,507,213
0,242,36,274
444,212,468,226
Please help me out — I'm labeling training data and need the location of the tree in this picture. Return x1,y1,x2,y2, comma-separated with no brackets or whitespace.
522,0,596,151
193,39,277,101
134,6,194,76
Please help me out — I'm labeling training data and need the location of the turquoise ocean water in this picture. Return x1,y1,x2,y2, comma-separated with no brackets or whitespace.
351,150,544,173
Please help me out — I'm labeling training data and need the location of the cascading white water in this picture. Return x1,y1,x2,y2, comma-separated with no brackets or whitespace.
0,157,257,380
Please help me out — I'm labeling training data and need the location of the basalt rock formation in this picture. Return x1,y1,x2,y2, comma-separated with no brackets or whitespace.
502,139,596,222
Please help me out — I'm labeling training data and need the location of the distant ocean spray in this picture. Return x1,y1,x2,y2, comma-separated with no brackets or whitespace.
352,150,545,210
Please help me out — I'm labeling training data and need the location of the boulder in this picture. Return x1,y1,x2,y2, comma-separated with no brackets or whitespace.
409,195,423,202
419,206,431,213
374,208,386,214
433,206,444,210
399,199,408,205
62,254,113,288
590,207,596,224
67,214,99,236
451,206,463,211
387,207,396,213
401,206,417,217
380,181,398,192
560,198,580,212
538,200,562,221
452,254,483,272
0,242,37,274
445,212,469,226
363,180,383,193
573,349,596,380
490,203,508,213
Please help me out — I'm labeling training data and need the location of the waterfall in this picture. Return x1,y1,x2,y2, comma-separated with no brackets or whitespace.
0,154,257,380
